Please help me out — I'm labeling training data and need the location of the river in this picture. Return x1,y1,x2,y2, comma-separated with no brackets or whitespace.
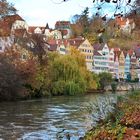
0,93,116,140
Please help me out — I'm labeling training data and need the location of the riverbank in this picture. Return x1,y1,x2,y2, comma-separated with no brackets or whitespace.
83,90,140,140
105,82,140,91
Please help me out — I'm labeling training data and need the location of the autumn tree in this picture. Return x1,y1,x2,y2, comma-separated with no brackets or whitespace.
0,54,25,100
0,0,17,18
71,7,90,37
31,33,48,65
3,46,41,98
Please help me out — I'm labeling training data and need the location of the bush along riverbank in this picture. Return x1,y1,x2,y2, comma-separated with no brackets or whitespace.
83,91,140,140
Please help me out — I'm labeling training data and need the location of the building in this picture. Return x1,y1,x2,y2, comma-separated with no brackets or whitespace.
109,48,115,75
50,30,62,40
0,14,28,52
78,39,94,71
55,21,72,39
119,51,125,80
114,54,119,80
130,51,137,80
115,15,135,34
93,43,110,73
124,53,131,80
28,26,45,34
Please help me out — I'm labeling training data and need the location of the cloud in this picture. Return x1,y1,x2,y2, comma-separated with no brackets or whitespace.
8,0,134,28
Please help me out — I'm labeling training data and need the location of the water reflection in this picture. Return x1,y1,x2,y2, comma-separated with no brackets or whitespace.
0,94,115,140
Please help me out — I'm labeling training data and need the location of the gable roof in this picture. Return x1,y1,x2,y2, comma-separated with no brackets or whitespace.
55,21,70,27
94,50,102,56
2,14,24,22
28,26,45,34
69,39,84,48
93,43,105,51
0,14,24,37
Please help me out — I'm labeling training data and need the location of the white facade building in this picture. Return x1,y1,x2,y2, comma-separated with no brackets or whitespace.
93,44,110,73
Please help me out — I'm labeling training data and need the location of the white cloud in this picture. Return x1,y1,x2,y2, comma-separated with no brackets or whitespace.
8,0,134,28
8,0,93,28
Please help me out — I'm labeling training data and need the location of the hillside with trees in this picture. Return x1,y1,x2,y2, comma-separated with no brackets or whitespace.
70,0,140,50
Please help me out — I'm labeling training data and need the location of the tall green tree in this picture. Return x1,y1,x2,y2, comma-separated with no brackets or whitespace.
71,7,90,37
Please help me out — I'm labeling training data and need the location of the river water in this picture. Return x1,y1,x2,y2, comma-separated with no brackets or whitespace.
0,94,116,140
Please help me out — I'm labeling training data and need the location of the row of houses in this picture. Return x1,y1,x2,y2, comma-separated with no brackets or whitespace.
46,37,140,81
0,14,72,52
0,14,140,81
93,43,140,81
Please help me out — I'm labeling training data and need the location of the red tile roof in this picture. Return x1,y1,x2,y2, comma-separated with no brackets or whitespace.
69,38,84,47
28,26,45,34
2,14,24,22
0,14,24,37
55,21,70,26
115,16,134,27
116,16,127,27
94,51,102,56
128,49,134,57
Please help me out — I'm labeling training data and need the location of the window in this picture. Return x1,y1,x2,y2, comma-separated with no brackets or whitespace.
22,54,27,60
60,48,65,52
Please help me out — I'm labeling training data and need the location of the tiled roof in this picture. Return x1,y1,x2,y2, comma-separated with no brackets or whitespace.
113,47,120,52
93,43,104,51
55,21,70,26
28,26,45,34
94,51,102,56
48,44,57,51
2,14,24,22
47,38,84,48
116,17,127,26
115,16,134,27
69,38,84,47
0,14,24,37
128,49,134,57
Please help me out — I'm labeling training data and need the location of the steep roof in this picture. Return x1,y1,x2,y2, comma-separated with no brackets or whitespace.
55,21,70,26
69,38,84,47
0,14,24,37
2,14,24,22
94,50,102,56
93,43,105,51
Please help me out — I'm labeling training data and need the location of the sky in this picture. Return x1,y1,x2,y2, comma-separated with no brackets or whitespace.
8,0,93,28
8,0,133,28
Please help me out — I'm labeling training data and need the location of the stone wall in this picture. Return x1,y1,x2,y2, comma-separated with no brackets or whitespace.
105,82,140,91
